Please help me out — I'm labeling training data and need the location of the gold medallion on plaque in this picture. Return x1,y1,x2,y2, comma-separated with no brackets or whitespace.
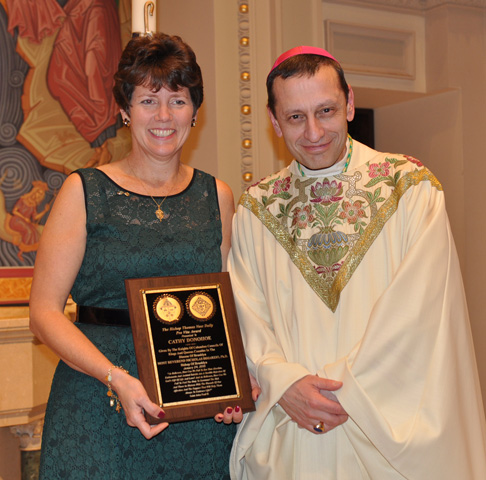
186,292,216,321
153,294,184,324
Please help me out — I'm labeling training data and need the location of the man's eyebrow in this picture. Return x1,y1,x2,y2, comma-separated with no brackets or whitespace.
281,101,338,116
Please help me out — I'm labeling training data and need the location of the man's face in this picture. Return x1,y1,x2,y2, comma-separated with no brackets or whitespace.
268,65,355,170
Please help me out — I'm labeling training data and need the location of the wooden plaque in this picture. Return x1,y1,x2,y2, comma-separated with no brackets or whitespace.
125,272,255,424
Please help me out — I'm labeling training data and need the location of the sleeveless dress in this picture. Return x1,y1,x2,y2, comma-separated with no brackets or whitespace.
39,168,236,479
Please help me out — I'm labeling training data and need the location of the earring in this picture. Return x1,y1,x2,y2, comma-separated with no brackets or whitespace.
191,118,196,128
123,117,131,128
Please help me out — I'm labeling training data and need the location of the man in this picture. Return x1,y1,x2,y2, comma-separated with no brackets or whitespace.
228,46,486,479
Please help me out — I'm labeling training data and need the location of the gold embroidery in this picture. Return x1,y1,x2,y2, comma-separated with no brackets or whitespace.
335,168,442,310
240,165,442,312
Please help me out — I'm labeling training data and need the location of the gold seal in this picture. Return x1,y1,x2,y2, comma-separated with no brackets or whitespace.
186,292,216,321
153,294,183,324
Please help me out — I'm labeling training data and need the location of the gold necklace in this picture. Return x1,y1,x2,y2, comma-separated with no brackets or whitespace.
127,160,178,222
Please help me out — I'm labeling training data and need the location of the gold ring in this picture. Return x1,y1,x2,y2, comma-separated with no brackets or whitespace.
314,421,325,433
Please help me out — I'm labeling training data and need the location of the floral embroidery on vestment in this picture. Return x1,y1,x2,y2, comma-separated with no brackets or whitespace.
240,150,442,312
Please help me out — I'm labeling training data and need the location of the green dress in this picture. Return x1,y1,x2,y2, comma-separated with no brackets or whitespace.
39,168,236,479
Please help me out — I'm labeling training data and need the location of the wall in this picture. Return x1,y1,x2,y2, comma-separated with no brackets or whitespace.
371,3,486,406
374,89,465,263
0,428,20,480
424,4,486,406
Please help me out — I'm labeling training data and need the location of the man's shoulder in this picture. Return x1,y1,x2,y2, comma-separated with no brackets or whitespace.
353,140,426,173
243,166,291,197
352,141,442,194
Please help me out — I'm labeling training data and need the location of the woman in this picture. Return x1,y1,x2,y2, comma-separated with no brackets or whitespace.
30,33,249,479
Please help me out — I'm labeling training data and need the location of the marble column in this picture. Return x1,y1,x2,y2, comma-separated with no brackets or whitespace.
10,420,43,480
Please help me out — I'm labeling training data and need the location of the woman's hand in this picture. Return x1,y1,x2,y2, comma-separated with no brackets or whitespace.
111,368,169,439
213,373,261,424
214,405,243,424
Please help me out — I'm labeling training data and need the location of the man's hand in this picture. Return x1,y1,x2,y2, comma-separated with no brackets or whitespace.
278,375,348,434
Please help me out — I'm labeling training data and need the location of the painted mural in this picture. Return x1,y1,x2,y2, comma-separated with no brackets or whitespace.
0,0,132,303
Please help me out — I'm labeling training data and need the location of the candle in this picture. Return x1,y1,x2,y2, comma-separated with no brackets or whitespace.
132,0,156,35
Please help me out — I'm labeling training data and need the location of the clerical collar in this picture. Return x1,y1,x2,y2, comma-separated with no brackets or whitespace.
296,135,353,177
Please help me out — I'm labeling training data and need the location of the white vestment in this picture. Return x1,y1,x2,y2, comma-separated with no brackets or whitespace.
228,139,486,479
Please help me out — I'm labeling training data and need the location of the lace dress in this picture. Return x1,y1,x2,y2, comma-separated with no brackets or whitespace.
39,168,236,479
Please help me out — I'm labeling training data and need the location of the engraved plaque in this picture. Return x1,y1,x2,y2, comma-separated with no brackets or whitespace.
125,272,255,424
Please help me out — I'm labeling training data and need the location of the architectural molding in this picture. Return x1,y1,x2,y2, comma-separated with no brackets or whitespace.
324,0,486,12
10,420,43,451
325,20,416,80
237,1,254,190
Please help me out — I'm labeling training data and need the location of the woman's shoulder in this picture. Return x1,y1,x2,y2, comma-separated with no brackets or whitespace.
192,167,212,181
192,169,233,198
215,177,234,203
71,167,105,183
72,167,122,193
189,168,215,190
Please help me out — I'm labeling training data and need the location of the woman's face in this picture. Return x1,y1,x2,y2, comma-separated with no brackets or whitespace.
123,83,195,163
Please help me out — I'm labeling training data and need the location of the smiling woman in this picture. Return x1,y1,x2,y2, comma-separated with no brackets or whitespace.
121,84,195,176
28,33,249,479
108,33,205,199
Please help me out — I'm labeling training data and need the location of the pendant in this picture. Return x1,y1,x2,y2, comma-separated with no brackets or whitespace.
155,207,165,221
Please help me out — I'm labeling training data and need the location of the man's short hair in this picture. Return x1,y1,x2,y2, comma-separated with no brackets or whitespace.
266,55,349,116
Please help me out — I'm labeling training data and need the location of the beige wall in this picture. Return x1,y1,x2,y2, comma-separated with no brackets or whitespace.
424,4,486,406
0,428,20,480
345,3,486,407
374,89,465,262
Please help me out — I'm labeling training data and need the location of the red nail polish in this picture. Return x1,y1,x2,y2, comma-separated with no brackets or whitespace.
227,407,233,414
158,411,165,419
235,406,241,413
